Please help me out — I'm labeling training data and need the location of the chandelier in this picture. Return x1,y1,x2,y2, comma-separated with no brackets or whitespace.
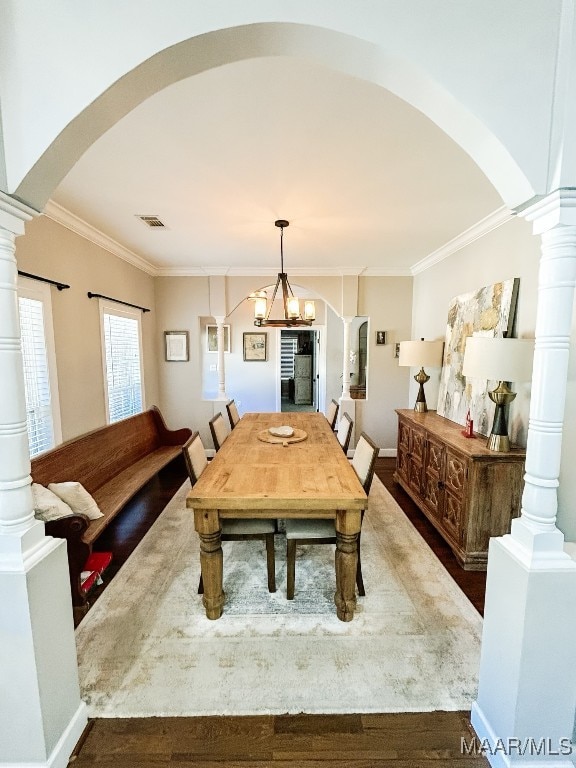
251,220,315,327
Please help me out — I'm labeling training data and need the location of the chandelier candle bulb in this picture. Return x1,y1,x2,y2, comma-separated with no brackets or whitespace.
254,296,267,320
287,296,300,319
304,300,316,321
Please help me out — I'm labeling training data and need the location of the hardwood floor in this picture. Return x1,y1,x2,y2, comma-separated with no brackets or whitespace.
70,712,489,766
73,454,488,767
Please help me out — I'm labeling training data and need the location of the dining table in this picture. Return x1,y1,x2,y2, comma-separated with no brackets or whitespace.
186,411,368,621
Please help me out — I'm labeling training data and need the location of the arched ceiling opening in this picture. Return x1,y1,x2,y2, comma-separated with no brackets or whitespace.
14,23,531,275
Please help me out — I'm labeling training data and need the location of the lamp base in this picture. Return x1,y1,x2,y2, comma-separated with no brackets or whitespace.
413,367,430,413
486,382,516,453
486,432,510,452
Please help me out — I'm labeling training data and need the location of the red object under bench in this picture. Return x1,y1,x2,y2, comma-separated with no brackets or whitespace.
80,551,112,593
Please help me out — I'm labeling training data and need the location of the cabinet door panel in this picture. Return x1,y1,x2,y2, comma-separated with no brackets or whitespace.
423,474,442,518
423,437,444,520
398,421,411,454
411,430,425,463
445,452,467,498
443,489,465,544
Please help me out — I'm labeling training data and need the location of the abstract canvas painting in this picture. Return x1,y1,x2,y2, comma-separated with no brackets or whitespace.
436,278,519,435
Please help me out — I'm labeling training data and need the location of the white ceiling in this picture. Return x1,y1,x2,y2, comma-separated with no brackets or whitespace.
51,56,502,276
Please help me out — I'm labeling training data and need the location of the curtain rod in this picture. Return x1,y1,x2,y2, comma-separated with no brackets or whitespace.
18,270,70,291
87,292,150,313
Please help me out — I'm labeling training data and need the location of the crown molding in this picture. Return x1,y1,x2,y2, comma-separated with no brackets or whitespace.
361,267,413,277
43,200,158,276
40,201,514,280
410,206,514,275
155,266,390,277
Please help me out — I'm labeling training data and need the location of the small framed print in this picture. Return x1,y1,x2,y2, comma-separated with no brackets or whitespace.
376,330,387,345
243,332,267,361
164,331,189,362
394,342,401,358
206,324,230,353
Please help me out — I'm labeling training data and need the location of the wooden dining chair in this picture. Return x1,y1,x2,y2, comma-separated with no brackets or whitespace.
209,412,229,451
326,399,339,430
284,431,379,600
226,399,240,429
336,412,353,455
183,432,277,593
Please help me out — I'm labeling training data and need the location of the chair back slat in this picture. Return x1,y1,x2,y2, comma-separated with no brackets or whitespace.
351,432,379,494
336,412,353,454
182,432,208,485
209,412,229,451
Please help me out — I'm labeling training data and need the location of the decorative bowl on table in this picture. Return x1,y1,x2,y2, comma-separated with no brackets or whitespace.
268,425,294,438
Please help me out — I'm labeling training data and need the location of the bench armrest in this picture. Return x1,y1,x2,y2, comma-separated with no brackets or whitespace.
45,514,91,608
151,405,192,446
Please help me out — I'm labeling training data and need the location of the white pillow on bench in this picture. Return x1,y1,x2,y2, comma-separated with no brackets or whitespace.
32,483,74,522
48,481,104,520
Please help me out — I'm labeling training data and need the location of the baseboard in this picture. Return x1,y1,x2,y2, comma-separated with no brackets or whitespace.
470,701,574,768
48,701,88,768
379,449,396,458
2,700,87,768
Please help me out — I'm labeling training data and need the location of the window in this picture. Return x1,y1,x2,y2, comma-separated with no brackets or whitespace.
18,278,62,456
280,335,298,380
100,302,144,423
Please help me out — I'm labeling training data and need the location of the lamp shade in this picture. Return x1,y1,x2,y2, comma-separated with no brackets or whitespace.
399,339,444,368
462,337,534,382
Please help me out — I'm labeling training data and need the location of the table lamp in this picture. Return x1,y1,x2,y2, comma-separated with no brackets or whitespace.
399,339,445,412
462,336,534,452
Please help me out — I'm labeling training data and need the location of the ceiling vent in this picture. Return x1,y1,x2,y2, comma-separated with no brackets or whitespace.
136,215,166,228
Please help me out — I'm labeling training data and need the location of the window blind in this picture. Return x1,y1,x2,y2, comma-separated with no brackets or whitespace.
281,336,298,380
19,296,55,456
103,312,143,423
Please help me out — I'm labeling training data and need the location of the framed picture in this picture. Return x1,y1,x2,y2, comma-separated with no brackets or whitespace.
376,331,387,345
394,342,401,358
206,324,230,353
243,332,267,361
164,331,189,362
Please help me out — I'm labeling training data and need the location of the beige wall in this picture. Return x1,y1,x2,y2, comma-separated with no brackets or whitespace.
15,215,159,440
356,276,414,450
412,215,576,540
154,273,414,452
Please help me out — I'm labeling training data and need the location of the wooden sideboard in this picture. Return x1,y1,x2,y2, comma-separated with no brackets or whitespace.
394,409,525,570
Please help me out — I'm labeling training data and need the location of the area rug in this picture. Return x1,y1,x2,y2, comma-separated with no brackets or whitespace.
75,477,483,717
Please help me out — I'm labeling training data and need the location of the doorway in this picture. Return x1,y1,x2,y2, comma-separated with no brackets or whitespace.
280,330,318,412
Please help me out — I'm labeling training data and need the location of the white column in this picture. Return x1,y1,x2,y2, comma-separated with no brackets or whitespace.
0,194,87,767
215,315,227,400
340,316,356,444
341,316,352,399
472,190,576,767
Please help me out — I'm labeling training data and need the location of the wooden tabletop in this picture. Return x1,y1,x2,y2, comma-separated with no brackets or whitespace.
186,412,367,515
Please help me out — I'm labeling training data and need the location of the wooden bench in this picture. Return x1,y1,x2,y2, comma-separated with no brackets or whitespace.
31,406,191,621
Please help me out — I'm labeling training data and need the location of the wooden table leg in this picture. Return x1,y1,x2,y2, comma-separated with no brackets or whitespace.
194,509,224,619
334,509,361,622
